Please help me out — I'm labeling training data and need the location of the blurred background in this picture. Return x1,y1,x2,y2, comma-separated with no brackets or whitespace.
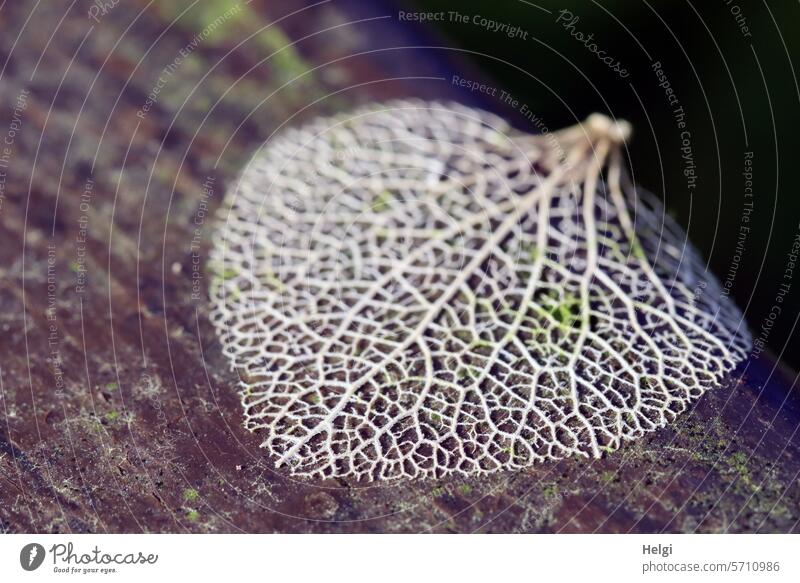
408,0,800,370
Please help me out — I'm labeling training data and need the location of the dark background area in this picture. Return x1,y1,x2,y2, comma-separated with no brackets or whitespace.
407,0,800,371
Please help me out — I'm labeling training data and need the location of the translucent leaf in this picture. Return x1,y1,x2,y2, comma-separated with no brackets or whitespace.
209,101,750,480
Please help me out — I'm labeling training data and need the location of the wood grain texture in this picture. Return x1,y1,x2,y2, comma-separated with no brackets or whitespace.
0,0,797,533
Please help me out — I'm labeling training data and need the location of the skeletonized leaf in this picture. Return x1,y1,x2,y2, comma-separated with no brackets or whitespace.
209,101,750,480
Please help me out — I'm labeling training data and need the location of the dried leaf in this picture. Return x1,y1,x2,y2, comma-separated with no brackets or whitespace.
210,101,750,480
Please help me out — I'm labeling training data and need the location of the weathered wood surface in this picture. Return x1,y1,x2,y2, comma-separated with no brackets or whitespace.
0,0,798,533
